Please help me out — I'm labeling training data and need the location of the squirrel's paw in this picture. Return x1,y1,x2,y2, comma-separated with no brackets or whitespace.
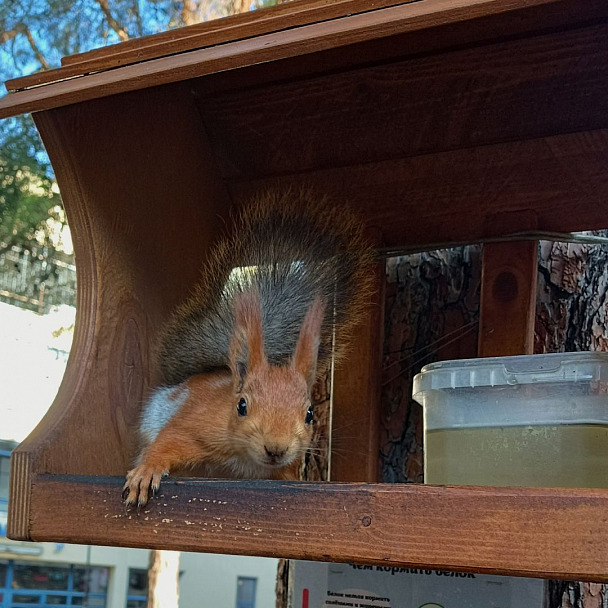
123,465,168,509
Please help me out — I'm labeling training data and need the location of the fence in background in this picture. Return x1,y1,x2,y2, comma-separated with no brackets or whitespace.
0,244,76,314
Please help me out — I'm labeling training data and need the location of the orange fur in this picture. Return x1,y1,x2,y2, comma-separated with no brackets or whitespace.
292,296,326,389
124,291,323,507
229,289,267,385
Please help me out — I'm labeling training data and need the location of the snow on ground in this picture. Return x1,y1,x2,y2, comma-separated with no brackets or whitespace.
0,302,75,443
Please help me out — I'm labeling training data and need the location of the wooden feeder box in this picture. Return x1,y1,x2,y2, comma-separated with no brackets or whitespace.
2,0,608,582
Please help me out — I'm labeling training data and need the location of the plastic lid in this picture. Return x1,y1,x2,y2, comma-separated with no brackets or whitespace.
412,351,608,396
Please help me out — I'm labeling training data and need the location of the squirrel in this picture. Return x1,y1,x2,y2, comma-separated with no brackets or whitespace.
123,189,375,508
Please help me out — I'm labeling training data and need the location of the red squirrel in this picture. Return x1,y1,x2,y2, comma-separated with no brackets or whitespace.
123,190,374,507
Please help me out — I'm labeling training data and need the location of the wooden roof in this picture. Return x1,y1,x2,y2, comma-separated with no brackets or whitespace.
2,0,606,118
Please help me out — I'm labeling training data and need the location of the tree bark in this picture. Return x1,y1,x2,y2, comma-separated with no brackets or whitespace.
146,550,180,608
536,239,608,353
550,583,607,608
536,237,608,608
381,247,481,483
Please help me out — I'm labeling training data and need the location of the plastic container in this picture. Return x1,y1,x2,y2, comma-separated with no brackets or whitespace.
412,351,608,488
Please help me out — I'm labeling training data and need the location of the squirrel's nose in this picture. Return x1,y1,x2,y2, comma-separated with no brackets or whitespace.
264,445,287,461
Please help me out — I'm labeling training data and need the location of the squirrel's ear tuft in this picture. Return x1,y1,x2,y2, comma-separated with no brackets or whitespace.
229,289,267,389
292,296,327,391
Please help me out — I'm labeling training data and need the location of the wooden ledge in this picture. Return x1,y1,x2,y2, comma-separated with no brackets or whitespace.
10,474,608,582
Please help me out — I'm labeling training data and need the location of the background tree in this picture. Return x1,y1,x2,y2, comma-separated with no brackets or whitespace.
0,0,281,252
0,115,60,252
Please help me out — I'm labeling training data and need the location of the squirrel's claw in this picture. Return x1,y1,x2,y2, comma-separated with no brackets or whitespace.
123,465,168,509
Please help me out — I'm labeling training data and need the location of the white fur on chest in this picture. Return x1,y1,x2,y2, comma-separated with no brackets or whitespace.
139,384,190,445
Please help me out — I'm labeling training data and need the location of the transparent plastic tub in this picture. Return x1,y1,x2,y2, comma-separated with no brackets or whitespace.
412,351,608,488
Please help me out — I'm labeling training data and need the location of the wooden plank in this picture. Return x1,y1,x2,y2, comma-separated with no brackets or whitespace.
59,0,384,66
16,474,608,582
1,0,607,119
478,241,538,356
61,1,414,71
331,233,384,483
200,22,608,179
190,1,608,101
230,129,608,252
49,0,608,73
58,0,411,68
7,0,416,92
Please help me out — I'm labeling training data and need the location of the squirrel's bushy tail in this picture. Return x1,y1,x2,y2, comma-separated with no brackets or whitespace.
158,189,375,385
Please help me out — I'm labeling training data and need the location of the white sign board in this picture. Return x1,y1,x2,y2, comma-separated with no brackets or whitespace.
290,561,545,608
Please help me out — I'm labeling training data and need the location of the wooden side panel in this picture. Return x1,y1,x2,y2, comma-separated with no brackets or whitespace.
10,83,232,485
331,241,384,482
478,241,538,356
23,475,608,582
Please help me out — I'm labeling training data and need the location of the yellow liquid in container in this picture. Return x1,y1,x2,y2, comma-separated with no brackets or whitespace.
425,424,608,488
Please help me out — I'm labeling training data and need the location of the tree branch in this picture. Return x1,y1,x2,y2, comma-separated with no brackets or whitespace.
20,25,51,70
181,0,201,26
230,0,251,14
132,0,144,38
0,25,51,70
94,0,130,41
0,29,20,45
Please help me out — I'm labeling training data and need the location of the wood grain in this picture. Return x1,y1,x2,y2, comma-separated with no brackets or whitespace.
57,0,411,68
199,21,608,179
8,84,234,481
20,474,608,582
230,129,608,252
478,241,538,356
331,233,384,483
2,0,608,119
45,0,608,74
7,0,415,91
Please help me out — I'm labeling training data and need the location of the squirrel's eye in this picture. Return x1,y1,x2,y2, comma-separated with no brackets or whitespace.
305,406,314,425
237,398,248,417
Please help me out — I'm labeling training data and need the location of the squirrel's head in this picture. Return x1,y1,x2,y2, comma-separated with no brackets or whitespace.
228,289,326,471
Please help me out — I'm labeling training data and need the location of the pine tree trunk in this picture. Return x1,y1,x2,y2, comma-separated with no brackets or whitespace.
381,248,481,483
536,238,608,608
536,240,608,353
147,550,180,608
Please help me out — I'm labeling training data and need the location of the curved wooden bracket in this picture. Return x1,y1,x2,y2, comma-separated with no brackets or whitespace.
9,84,234,538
